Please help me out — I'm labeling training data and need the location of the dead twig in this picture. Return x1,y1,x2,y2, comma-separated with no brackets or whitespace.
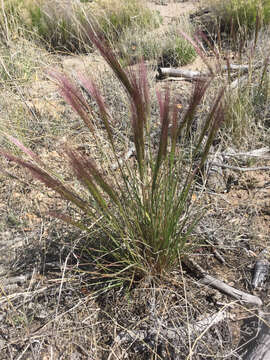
199,275,262,306
211,246,226,264
14,343,31,360
182,256,262,307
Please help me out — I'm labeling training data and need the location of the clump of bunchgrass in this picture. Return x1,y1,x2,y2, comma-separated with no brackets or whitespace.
224,64,270,145
224,86,254,145
159,27,197,67
0,38,48,84
206,0,270,40
0,28,225,281
90,0,161,42
28,1,89,53
2,0,92,53
0,0,160,53
221,31,270,146
117,16,196,67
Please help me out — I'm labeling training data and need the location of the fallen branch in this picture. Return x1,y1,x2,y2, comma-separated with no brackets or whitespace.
200,275,262,306
221,64,250,72
157,63,253,80
222,147,270,160
182,256,262,307
210,162,270,172
157,67,206,81
157,62,263,94
109,309,228,360
157,63,253,82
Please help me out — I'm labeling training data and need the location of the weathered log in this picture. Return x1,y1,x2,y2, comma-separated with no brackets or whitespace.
221,64,249,72
157,67,205,80
157,64,251,81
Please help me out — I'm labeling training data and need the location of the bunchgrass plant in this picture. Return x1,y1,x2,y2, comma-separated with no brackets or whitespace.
90,0,161,42
117,16,196,67
0,28,225,281
0,0,92,53
223,55,270,145
0,0,160,53
207,0,270,39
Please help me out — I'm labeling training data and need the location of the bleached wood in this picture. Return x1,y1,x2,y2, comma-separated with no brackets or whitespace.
182,256,262,307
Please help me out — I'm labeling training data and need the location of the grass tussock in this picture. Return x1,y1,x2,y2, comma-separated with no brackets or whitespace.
221,31,270,146
1,26,225,282
0,38,49,84
90,0,161,40
117,16,197,67
1,2,270,358
207,0,270,37
159,21,197,67
0,0,161,53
